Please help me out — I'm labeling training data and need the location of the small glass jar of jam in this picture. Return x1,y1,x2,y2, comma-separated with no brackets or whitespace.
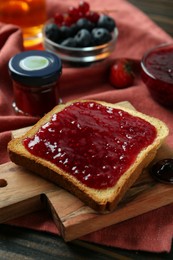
8,50,62,117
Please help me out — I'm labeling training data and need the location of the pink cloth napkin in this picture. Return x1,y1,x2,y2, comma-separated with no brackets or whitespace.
1,0,173,253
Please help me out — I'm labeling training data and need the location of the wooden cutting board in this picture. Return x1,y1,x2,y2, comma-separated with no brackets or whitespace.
1,102,173,241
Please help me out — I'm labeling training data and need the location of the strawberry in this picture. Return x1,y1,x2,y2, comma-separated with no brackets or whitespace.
109,58,135,89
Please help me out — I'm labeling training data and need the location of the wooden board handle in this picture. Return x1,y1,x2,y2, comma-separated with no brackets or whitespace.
0,162,57,223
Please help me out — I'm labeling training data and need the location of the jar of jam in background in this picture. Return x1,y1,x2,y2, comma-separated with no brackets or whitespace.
8,50,62,117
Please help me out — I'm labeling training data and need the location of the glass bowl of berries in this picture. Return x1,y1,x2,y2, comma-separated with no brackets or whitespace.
43,1,118,66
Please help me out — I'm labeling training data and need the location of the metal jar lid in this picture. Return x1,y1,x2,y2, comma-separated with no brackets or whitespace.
8,50,62,87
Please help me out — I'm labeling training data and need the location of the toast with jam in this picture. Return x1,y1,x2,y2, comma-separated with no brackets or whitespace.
8,100,169,212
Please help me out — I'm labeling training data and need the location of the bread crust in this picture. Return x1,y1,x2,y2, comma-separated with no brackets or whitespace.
8,100,169,212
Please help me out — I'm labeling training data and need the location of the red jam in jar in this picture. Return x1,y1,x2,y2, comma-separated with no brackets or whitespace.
8,50,62,117
141,43,173,108
24,101,157,189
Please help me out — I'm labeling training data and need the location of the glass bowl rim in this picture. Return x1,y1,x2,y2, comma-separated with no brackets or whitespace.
141,42,173,82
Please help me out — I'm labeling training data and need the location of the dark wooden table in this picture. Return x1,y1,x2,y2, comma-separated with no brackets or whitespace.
1,1,173,259
128,0,173,36
1,224,173,259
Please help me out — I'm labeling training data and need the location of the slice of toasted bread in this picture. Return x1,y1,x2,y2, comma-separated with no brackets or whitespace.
8,100,169,212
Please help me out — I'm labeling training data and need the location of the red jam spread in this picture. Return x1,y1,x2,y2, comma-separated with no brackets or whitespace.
145,47,173,84
23,102,157,189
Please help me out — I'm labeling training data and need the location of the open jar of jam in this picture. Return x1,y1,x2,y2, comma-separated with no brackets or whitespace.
141,43,173,108
8,50,62,117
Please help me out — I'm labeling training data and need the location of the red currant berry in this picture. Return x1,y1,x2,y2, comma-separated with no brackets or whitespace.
86,11,100,23
62,13,73,26
78,1,90,15
68,6,78,17
54,13,63,26
78,11,84,20
68,6,80,22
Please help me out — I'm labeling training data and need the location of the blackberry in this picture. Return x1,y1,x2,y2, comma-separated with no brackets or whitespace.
92,28,112,45
97,15,116,32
